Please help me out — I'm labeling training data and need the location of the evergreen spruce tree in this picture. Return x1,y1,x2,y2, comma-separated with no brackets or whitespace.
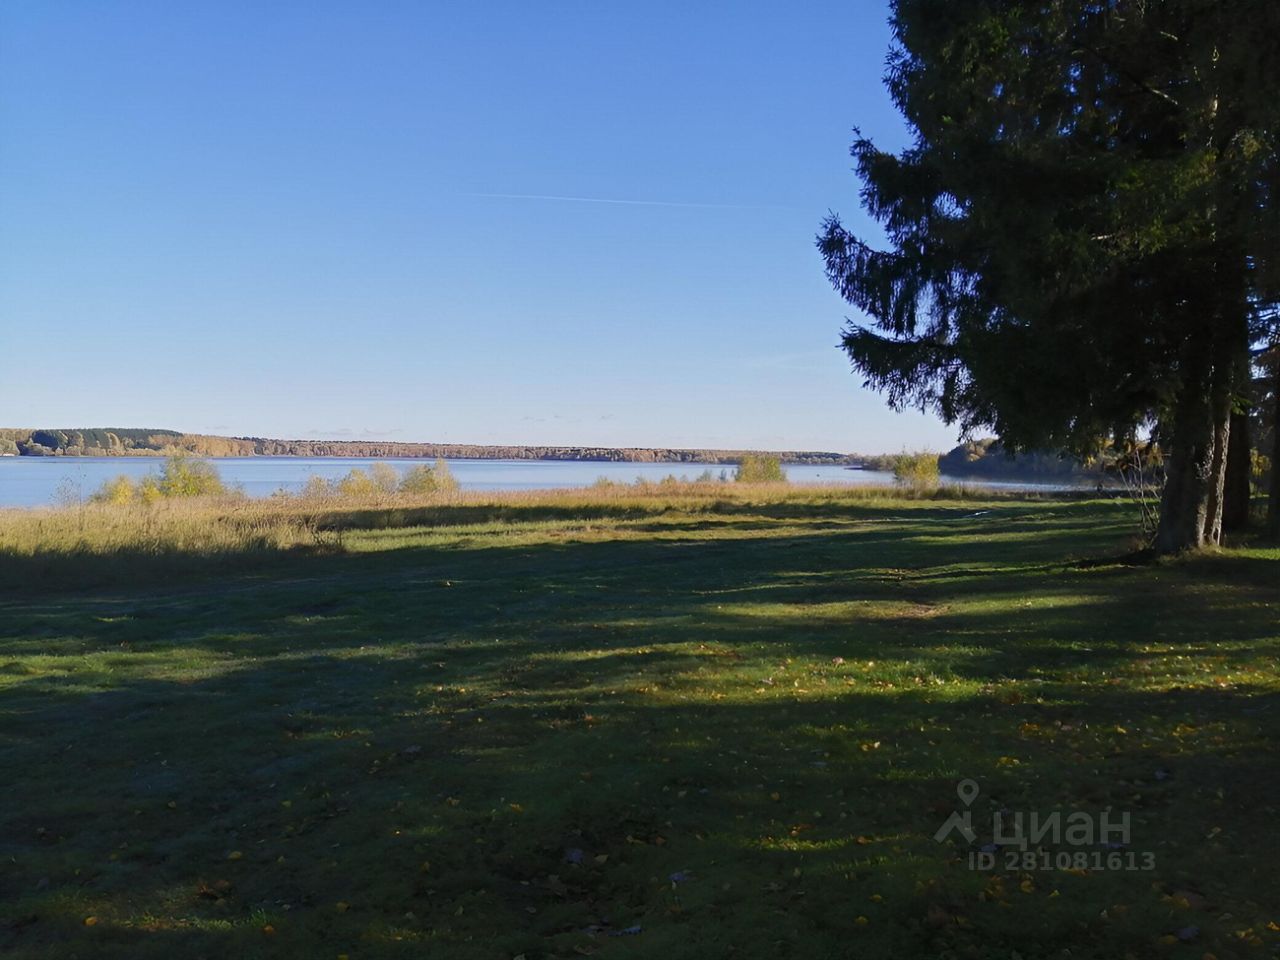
821,0,1279,552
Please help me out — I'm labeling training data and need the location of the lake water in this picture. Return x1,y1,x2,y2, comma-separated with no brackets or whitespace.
0,456,1089,508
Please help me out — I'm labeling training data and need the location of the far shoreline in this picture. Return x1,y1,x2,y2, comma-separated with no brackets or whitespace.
0,429,1107,485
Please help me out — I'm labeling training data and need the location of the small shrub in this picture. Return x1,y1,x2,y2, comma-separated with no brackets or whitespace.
337,468,378,500
399,465,437,496
892,451,941,490
433,459,458,492
399,459,458,496
92,475,137,505
299,475,336,500
159,454,225,497
1252,450,1271,492
369,462,400,496
139,475,163,504
734,455,787,484
86,456,226,505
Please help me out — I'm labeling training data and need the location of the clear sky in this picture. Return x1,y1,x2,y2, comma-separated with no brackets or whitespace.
0,0,959,453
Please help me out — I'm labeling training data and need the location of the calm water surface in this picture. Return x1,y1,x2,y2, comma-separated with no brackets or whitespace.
0,456,1086,508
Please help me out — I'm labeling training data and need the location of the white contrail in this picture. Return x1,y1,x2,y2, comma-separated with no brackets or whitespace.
466,191,792,210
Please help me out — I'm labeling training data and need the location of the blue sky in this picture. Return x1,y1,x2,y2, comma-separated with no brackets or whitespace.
0,0,959,453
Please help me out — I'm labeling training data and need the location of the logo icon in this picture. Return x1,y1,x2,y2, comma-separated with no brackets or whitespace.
933,778,980,843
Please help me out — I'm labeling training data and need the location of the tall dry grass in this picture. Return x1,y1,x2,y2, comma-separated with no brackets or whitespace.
0,479,1032,591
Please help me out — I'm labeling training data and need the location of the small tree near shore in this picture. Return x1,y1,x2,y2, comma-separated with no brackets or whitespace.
159,454,225,497
92,475,138,505
90,455,225,503
369,462,401,496
399,459,458,496
734,455,787,484
892,451,940,491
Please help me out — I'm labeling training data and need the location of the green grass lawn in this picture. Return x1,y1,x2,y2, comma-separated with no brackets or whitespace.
1,492,1277,958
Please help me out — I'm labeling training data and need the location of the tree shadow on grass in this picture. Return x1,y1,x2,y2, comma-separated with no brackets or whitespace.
1,499,1277,958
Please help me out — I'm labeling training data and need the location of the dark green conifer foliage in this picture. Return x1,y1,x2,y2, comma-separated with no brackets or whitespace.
821,0,1279,551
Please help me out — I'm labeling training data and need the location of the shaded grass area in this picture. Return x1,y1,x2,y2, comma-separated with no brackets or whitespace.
1,493,1277,958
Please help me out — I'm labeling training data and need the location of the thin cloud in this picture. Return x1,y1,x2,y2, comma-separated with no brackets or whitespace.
467,191,794,211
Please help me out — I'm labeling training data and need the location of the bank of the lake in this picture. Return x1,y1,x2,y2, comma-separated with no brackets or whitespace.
0,456,1108,508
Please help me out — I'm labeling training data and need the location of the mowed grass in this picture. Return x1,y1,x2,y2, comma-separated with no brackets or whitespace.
1,488,1277,959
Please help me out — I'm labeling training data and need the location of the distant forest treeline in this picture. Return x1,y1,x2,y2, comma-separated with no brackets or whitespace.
0,428,860,465
0,428,1105,479
0,428,185,457
937,439,1105,480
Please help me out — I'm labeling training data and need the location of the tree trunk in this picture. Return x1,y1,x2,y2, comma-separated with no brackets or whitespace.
1201,412,1230,545
1155,315,1243,554
1269,364,1280,539
1222,410,1252,532
1155,371,1218,554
